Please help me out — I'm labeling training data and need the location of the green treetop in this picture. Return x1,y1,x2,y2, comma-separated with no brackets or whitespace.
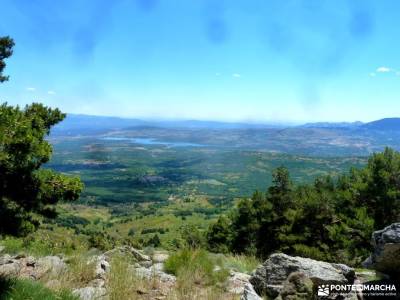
0,37,83,236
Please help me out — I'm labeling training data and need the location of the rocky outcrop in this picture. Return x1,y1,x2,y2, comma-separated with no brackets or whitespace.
77,247,175,300
0,254,66,280
226,271,251,294
241,283,263,300
249,253,355,299
0,246,176,300
102,245,151,263
277,272,314,300
363,223,400,279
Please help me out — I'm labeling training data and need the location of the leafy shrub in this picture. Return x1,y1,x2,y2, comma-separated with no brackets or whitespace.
0,277,78,300
128,228,135,236
0,237,24,254
87,231,115,251
181,224,206,249
144,234,161,247
206,148,400,266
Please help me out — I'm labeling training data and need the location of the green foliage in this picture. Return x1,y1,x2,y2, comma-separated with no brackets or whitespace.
361,148,400,228
0,102,84,236
180,224,206,249
0,227,87,257
0,237,24,254
206,148,400,265
206,215,231,253
0,277,78,300
0,36,14,82
0,42,83,236
87,230,115,251
144,234,161,247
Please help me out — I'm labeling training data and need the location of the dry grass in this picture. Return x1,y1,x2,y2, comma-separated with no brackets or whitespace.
167,283,240,300
222,254,261,274
107,255,138,300
107,255,164,300
56,254,97,290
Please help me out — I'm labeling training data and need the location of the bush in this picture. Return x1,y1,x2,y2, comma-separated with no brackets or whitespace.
0,277,78,300
164,248,228,286
144,234,161,247
206,148,400,265
0,237,24,254
181,225,206,249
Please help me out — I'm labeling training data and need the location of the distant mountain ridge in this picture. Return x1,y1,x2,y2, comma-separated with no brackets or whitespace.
52,114,400,135
362,118,400,131
52,114,289,135
299,121,363,129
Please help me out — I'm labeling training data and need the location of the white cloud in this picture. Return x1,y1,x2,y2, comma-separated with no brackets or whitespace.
376,67,391,73
47,90,56,95
26,87,36,91
369,72,376,77
232,73,241,78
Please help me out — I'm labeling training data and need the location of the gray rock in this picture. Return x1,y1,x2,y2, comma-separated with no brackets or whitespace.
134,266,153,279
249,253,355,298
94,256,110,279
363,223,400,278
35,256,67,278
0,260,22,277
139,260,153,268
133,265,176,283
152,262,164,272
0,254,13,265
240,283,263,300
73,287,107,300
226,271,251,294
279,272,314,300
130,247,151,262
103,246,150,263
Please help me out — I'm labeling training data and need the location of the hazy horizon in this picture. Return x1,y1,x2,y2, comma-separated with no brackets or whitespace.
60,112,400,126
1,0,400,122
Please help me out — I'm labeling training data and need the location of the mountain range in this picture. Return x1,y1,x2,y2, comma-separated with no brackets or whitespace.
53,114,400,133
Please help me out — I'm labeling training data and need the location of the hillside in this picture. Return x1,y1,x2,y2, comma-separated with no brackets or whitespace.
363,118,400,131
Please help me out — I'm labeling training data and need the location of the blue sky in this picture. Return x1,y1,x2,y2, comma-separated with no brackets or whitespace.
1,0,399,122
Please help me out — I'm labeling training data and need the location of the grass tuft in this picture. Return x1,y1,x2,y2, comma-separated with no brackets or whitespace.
222,254,261,274
0,277,78,300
